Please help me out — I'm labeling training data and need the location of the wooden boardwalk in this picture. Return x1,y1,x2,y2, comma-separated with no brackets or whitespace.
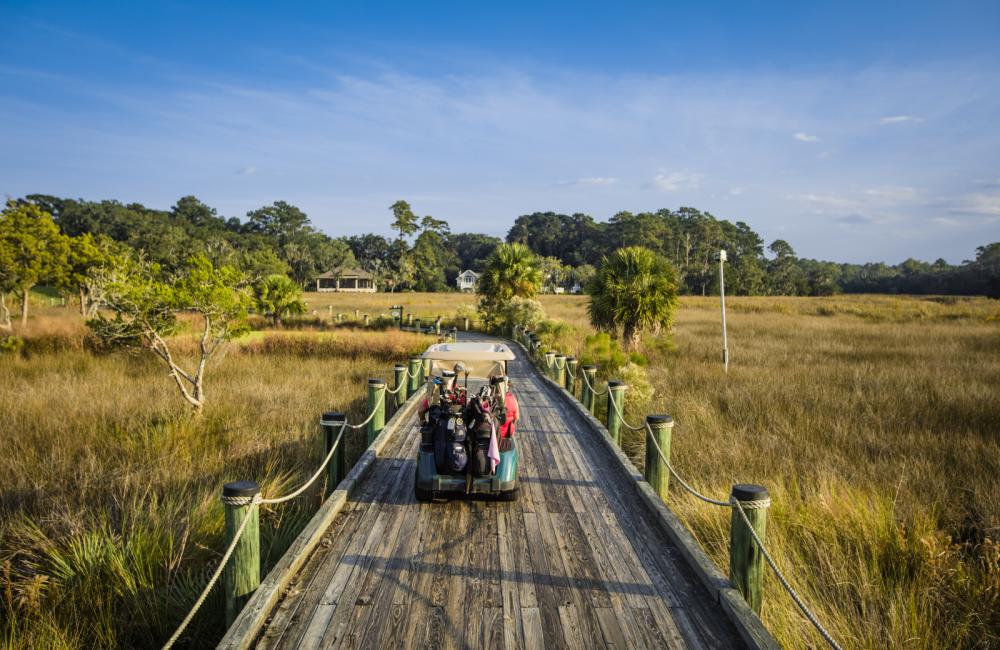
251,336,744,649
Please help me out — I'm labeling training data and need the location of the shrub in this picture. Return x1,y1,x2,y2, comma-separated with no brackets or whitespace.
0,335,24,355
493,296,546,333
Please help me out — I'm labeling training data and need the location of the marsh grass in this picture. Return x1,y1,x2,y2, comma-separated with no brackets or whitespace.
3,292,999,648
0,319,433,648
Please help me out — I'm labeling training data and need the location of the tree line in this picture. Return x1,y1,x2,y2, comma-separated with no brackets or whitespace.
506,210,1000,298
6,195,999,301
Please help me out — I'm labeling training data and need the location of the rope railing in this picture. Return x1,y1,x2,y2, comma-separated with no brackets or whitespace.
579,368,608,396
641,418,840,648
163,382,391,649
731,498,842,650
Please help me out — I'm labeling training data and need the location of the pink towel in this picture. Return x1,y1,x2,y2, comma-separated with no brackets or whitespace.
487,418,501,474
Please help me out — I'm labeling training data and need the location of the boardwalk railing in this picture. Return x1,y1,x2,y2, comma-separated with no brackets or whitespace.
511,323,841,650
163,356,427,649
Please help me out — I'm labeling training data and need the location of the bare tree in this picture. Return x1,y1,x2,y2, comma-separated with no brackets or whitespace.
88,254,252,411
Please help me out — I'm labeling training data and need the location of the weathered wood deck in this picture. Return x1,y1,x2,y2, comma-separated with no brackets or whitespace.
250,336,745,649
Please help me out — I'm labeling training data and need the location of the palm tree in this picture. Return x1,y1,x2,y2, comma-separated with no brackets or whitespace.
588,246,679,350
477,243,543,327
255,274,306,326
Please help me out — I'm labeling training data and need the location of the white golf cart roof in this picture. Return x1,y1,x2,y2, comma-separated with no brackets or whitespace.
421,342,514,379
421,342,515,361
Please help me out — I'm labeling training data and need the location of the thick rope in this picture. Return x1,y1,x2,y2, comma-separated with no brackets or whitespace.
644,421,733,506
344,389,386,429
732,499,842,650
162,493,261,649
580,370,609,397
385,380,405,395
606,388,647,432
260,422,347,505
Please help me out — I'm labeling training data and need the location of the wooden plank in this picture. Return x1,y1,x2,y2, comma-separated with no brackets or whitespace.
521,511,568,650
505,503,537,609
497,507,525,650
594,607,630,649
520,606,546,650
557,604,586,648
400,505,446,649
442,502,470,650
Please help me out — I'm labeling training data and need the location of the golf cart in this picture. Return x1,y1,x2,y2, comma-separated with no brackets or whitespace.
414,342,519,501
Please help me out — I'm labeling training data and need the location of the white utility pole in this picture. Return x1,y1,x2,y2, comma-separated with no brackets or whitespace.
719,249,729,373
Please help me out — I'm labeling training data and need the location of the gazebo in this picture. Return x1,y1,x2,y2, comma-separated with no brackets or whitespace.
314,267,377,293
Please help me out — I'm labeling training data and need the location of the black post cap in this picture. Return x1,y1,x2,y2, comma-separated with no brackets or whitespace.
731,484,769,502
222,481,260,497
322,411,346,421
582,364,597,371
394,364,405,370
368,378,386,386
567,357,577,362
608,380,626,388
646,414,673,425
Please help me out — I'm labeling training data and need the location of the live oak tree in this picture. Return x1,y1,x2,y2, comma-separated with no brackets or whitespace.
88,254,253,411
588,246,679,350
0,202,70,329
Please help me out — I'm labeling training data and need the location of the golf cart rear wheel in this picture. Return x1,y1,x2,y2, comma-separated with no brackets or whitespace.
498,488,518,502
414,474,434,502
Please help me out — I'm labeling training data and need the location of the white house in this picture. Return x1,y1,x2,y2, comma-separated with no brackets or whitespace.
456,269,479,292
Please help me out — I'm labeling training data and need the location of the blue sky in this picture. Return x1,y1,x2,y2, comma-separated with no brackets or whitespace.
2,2,999,263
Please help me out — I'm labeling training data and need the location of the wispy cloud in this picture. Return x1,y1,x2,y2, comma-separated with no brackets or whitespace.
945,191,1000,217
560,177,617,187
879,115,924,125
238,165,257,176
793,132,820,142
651,171,702,192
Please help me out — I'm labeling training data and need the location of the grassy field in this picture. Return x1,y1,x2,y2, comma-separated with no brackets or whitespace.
2,292,999,648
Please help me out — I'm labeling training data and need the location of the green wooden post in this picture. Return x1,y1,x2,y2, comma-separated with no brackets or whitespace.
408,357,422,395
363,314,370,326
644,415,673,501
581,365,597,414
544,351,555,379
421,358,431,383
408,313,413,326
367,379,386,445
566,357,578,397
394,363,407,405
354,309,359,320
729,484,770,614
606,381,626,447
221,481,260,627
415,318,422,333
321,412,347,496
554,354,567,388
435,316,441,335
464,316,469,331
337,313,343,323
